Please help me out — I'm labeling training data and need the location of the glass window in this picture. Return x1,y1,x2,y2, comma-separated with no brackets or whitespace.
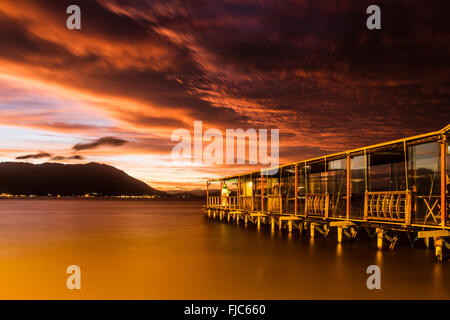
408,141,441,225
350,154,366,218
307,160,326,194
326,158,347,218
368,146,406,192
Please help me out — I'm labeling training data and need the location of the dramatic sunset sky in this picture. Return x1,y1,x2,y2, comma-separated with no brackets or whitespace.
0,0,449,191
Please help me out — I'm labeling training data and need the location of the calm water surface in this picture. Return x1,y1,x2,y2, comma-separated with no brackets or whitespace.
0,199,449,299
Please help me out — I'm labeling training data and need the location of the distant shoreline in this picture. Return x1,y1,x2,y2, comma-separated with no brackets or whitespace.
0,195,204,201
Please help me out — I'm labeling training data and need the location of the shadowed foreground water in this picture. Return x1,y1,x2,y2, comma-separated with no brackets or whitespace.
0,199,449,299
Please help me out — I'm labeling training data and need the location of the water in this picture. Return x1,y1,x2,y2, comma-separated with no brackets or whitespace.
0,199,448,299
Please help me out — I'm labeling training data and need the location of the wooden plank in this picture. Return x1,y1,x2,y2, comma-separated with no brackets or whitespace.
418,230,450,238
330,221,356,227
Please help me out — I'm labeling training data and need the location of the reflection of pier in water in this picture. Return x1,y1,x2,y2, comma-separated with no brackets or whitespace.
204,124,450,262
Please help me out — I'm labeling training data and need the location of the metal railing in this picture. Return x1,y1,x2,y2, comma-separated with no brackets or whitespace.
305,194,330,217
364,191,411,225
240,195,253,211
267,195,281,213
207,196,238,210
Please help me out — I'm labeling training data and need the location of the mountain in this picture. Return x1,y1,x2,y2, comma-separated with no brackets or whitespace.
0,162,168,197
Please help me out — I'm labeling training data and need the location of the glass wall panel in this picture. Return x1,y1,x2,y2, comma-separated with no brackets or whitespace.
297,164,307,216
326,158,347,218
252,173,261,212
447,137,450,226
240,174,253,211
224,178,238,196
280,165,295,214
307,160,326,194
368,146,407,192
350,154,366,218
264,171,281,213
408,141,441,225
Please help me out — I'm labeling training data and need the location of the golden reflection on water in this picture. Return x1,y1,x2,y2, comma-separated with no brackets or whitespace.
375,250,383,266
336,243,343,257
0,199,449,299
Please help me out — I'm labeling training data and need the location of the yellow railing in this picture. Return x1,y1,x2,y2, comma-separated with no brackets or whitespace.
267,195,281,213
207,196,221,207
240,195,253,211
305,194,329,217
207,196,238,209
364,191,411,225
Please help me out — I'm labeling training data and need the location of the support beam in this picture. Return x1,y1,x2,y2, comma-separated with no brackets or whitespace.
271,217,275,232
346,155,351,220
220,180,223,208
206,181,209,208
338,227,343,243
257,217,261,230
441,136,447,227
424,237,431,248
261,173,264,213
288,221,293,233
435,237,443,262
238,176,241,210
310,223,315,238
376,228,384,250
295,164,298,215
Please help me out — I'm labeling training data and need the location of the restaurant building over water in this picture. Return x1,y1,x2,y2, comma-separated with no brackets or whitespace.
205,124,450,261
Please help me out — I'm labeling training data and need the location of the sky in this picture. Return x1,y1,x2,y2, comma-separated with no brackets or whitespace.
0,0,449,191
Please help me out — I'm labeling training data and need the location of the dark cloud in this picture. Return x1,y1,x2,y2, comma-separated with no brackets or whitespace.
69,155,84,160
51,155,85,161
73,137,127,151
0,0,449,166
16,152,52,160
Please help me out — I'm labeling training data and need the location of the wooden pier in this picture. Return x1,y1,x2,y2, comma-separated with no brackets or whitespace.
204,124,450,261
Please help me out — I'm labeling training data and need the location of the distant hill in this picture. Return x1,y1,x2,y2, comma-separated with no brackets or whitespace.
0,162,169,197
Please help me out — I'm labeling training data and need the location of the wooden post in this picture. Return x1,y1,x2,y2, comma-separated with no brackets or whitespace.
238,176,241,210
435,237,443,262
251,174,254,212
295,164,298,215
346,155,351,220
377,229,383,250
441,136,447,227
206,181,209,207
279,167,283,214
220,179,223,208
261,173,264,213
304,162,308,216
324,157,327,194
